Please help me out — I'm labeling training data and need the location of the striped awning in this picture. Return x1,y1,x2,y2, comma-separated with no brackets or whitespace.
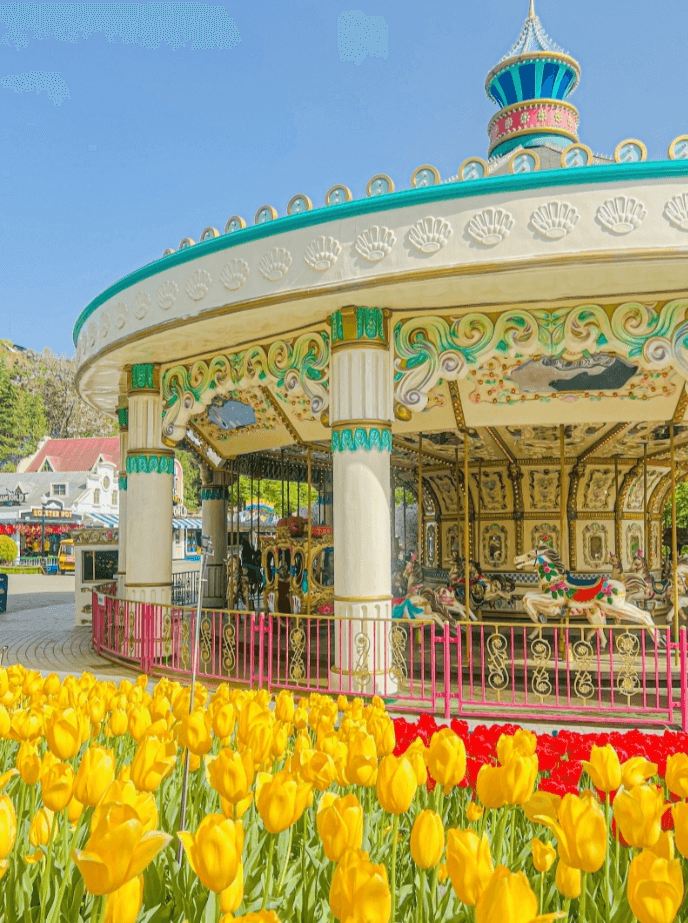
87,512,202,530
87,513,119,527
173,517,202,529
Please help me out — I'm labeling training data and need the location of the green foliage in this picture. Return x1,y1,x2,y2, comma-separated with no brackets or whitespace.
663,481,688,530
0,358,47,470
0,536,18,564
234,475,319,518
175,450,202,512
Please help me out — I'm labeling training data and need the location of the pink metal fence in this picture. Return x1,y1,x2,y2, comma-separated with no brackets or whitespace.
91,592,688,728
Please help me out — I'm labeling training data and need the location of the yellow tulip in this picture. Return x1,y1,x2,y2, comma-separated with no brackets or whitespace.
88,695,107,727
537,793,606,872
103,870,145,921
213,702,236,740
523,791,562,826
149,695,171,723
648,831,675,862
475,865,564,923
581,744,622,792
426,729,466,794
275,690,294,725
446,828,494,907
237,700,270,745
621,756,658,790
206,749,254,804
220,861,244,913
672,801,688,858
467,803,484,823
130,735,177,793
230,912,282,923
109,709,128,737
405,739,428,786
329,848,391,923
43,673,61,697
256,771,312,834
476,765,506,810
345,731,378,788
316,793,364,862
73,746,116,806
501,754,538,806
376,755,418,815
177,814,243,893
0,705,10,738
496,729,536,766
410,810,444,869
127,706,152,743
10,707,44,743
67,796,84,826
16,740,41,785
367,712,395,758
45,707,81,759
293,706,308,730
531,838,556,873
41,762,74,812
220,792,253,821
245,716,275,767
627,851,684,923
554,859,581,900
73,803,170,895
299,749,337,792
0,795,16,859
178,711,213,757
666,753,688,800
271,722,289,760
94,780,158,834
613,785,667,849
29,807,54,847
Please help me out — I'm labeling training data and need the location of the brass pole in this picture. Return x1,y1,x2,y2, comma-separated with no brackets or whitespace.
672,424,679,657
455,447,461,563
614,455,620,556
228,467,235,610
559,425,566,566
644,441,649,564
306,447,312,616
464,433,470,620
418,433,423,564
477,459,482,570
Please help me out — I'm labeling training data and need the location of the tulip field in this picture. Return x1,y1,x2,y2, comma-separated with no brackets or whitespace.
1,666,688,922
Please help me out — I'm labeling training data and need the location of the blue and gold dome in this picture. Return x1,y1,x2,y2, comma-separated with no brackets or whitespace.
485,1,581,159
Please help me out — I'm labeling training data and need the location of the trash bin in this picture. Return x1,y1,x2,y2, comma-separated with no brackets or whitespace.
0,574,7,614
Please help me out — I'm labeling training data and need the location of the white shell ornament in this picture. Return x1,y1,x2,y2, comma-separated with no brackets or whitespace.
466,208,515,247
355,226,396,262
99,311,110,339
113,303,128,329
87,322,97,348
530,202,580,240
304,236,342,271
664,194,688,231
133,292,151,319
596,196,647,235
220,259,250,291
259,247,292,281
186,269,211,301
408,217,453,254
157,281,178,311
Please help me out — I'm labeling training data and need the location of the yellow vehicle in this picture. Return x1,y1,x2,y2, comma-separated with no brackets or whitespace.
57,539,75,575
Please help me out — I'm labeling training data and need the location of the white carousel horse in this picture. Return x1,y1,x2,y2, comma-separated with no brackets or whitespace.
514,541,659,650
664,558,688,624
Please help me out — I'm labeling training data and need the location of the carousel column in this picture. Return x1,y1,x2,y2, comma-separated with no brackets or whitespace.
124,364,173,605
330,307,395,696
200,466,228,608
116,405,128,599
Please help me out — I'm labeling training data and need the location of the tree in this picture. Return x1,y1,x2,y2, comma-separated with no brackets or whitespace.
0,362,17,470
176,450,201,512
0,536,18,564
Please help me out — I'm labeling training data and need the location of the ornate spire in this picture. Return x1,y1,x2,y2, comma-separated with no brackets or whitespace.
529,0,535,18
500,4,566,61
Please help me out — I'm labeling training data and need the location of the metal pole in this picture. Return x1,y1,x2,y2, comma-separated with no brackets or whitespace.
417,433,423,563
228,468,235,610
176,535,213,865
454,447,461,563
250,469,254,547
614,455,620,556
306,447,312,616
464,433,470,620
672,423,679,658
477,459,482,570
403,481,407,560
559,425,566,566
281,449,285,517
644,441,649,564
287,458,291,517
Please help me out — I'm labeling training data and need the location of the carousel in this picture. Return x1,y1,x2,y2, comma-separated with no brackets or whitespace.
76,3,688,713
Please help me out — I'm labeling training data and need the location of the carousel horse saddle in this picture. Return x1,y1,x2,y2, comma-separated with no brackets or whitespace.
566,572,604,588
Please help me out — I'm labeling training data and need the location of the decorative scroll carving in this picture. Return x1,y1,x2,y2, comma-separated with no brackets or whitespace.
582,523,608,568
162,331,330,444
394,300,688,413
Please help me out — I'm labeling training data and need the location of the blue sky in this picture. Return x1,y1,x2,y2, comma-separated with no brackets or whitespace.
0,0,686,356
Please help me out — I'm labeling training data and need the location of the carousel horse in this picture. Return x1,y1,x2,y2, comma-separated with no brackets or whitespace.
226,555,250,610
609,552,667,609
239,538,264,606
392,554,476,625
664,556,688,624
514,540,659,650
448,554,515,608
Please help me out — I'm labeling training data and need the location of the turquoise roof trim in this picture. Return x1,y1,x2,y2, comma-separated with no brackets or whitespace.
73,159,688,346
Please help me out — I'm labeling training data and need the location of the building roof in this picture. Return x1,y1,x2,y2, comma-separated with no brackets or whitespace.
24,438,119,473
501,1,566,61
0,472,90,517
